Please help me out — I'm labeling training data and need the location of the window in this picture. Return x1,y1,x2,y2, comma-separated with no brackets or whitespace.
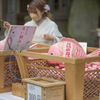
53,0,67,13
7,0,17,13
20,0,31,13
62,0,67,12
54,0,59,10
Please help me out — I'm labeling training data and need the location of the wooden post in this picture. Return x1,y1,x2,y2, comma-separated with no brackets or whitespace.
0,56,4,89
15,51,29,79
96,29,100,47
65,61,85,100
97,31,100,47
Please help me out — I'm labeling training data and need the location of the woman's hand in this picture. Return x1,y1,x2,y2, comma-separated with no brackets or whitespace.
3,21,10,29
44,34,55,41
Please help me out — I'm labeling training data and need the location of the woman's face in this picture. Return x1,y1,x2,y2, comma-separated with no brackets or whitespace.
29,13,42,22
29,8,44,22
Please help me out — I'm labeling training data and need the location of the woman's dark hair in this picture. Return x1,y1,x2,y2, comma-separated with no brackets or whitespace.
28,0,50,17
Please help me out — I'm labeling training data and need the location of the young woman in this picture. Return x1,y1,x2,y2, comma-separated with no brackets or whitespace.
4,0,63,45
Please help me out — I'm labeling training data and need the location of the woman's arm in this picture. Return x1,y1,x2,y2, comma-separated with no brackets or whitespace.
3,22,11,37
44,21,63,43
3,22,10,29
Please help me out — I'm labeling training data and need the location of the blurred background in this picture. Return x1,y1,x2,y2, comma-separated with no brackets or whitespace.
0,0,100,47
